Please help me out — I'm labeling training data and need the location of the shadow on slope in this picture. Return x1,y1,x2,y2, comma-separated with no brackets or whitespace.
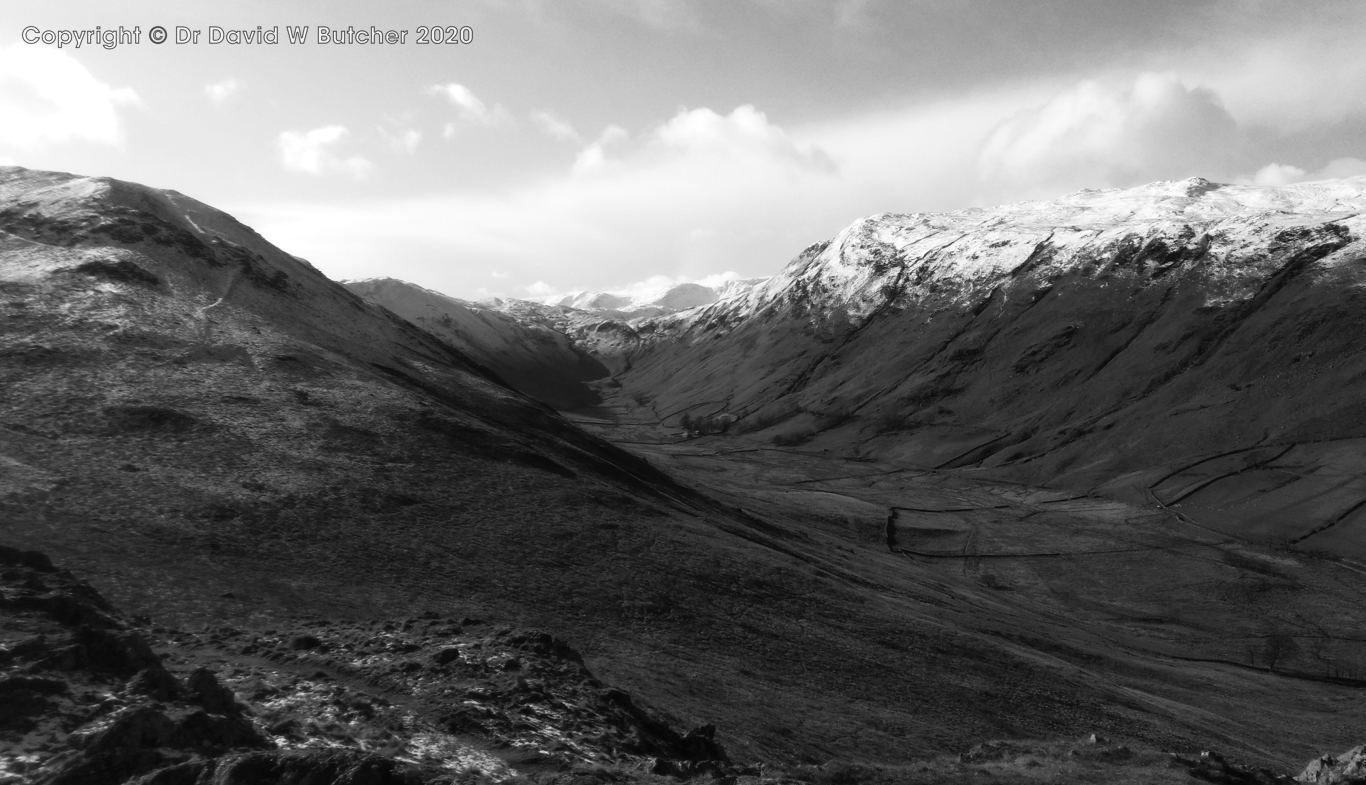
344,278,609,411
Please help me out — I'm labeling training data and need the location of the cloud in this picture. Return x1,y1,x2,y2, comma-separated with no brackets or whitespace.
572,105,836,176
380,127,422,154
603,271,752,299
0,43,139,151
205,78,240,105
277,126,373,178
1249,163,1307,187
650,105,835,171
531,111,581,143
235,96,1003,297
693,270,748,287
1247,157,1366,186
426,83,513,133
978,72,1240,199
525,281,557,297
571,125,629,174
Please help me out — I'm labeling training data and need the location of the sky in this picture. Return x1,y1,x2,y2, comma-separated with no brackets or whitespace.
3,0,1366,301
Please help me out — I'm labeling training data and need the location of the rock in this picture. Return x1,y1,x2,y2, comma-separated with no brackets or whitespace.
680,724,727,763
40,701,271,784
432,647,462,666
177,709,268,750
48,704,184,785
203,748,426,785
288,634,323,651
0,674,67,732
125,667,183,701
1168,749,1289,784
1299,746,1366,784
506,631,582,664
72,625,163,676
0,674,68,695
0,544,57,572
125,760,209,785
186,668,239,715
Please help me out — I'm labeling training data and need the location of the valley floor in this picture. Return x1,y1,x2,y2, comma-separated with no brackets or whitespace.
565,392,1366,773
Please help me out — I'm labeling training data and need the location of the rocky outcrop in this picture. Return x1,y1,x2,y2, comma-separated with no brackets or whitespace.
0,545,731,784
0,545,272,785
1298,746,1366,784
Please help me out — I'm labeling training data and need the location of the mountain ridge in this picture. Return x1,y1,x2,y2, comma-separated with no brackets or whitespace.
342,276,609,410
572,177,1366,558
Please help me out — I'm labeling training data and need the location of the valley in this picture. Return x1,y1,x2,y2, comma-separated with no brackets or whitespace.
6,166,1366,783
565,395,1366,770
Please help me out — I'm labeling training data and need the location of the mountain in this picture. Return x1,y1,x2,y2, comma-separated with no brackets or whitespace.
588,177,1366,557
342,277,608,410
9,165,1366,779
530,278,768,319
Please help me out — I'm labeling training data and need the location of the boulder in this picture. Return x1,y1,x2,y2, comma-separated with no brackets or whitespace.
1299,746,1366,784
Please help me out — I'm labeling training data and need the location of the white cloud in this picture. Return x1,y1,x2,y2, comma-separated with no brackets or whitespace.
531,111,581,143
525,280,557,297
571,106,836,178
0,43,139,151
572,125,629,174
381,127,422,154
426,83,513,132
1250,163,1308,187
1318,158,1366,179
1246,157,1366,186
694,270,747,287
235,96,1005,297
978,72,1240,199
277,126,373,178
205,78,240,105
651,105,834,171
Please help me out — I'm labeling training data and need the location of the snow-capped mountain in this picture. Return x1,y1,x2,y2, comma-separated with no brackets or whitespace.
530,278,767,318
628,177,1366,331
588,177,1366,553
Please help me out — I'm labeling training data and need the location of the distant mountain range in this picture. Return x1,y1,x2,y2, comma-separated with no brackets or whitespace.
525,277,768,318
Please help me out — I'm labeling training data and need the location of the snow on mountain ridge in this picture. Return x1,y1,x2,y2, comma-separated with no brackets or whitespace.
530,278,768,316
628,176,1366,337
